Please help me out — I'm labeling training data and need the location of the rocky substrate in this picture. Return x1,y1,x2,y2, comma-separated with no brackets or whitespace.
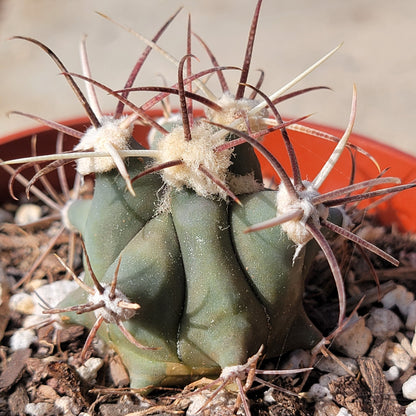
1,202,416,415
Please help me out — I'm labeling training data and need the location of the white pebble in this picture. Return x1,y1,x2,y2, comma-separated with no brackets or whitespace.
23,314,50,329
397,332,416,359
333,316,373,358
315,356,358,376
306,383,332,402
383,365,400,381
263,388,276,404
55,396,82,415
15,203,42,225
319,373,339,388
9,328,36,351
366,308,402,338
382,285,414,317
406,301,416,330
32,280,79,315
9,293,35,314
338,408,352,416
403,375,416,400
25,402,54,416
77,357,104,382
406,400,416,415
385,342,412,371
186,389,235,416
279,349,311,371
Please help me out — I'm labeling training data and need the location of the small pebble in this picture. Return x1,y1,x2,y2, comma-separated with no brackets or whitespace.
25,402,54,416
333,316,373,358
306,383,332,402
366,307,402,338
383,365,400,381
368,339,389,364
314,356,358,376
186,389,236,416
77,357,104,382
9,292,35,314
55,396,82,415
263,387,276,404
396,332,416,359
338,408,352,416
403,375,416,400
9,328,36,351
23,314,50,329
406,400,416,416
280,349,311,371
109,355,129,387
318,373,339,389
406,301,416,330
15,203,42,225
32,280,78,315
314,400,340,416
385,342,412,371
382,284,414,316
25,279,45,292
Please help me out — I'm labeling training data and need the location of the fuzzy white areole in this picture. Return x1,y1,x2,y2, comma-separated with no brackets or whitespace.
73,115,134,176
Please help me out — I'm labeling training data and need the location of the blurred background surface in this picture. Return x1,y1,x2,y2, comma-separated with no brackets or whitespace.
0,0,415,155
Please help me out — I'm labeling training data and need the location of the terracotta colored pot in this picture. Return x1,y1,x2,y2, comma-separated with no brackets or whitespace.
1,114,415,232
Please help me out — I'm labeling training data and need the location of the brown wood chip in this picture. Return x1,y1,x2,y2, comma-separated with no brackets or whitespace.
0,348,31,392
358,357,404,416
329,375,371,416
7,383,29,416
58,324,85,344
47,361,91,408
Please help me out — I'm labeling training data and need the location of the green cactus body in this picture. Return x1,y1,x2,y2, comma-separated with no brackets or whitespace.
72,146,163,277
170,188,269,369
231,190,325,354
64,151,331,389
57,90,352,391
66,199,92,234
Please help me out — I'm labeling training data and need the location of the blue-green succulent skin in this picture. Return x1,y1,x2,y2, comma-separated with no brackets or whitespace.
59,84,351,391
231,190,320,355
66,199,91,234
231,191,345,354
64,138,346,390
77,143,163,278
171,188,269,369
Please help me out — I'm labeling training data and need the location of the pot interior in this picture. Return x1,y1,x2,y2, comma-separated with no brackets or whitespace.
1,115,415,232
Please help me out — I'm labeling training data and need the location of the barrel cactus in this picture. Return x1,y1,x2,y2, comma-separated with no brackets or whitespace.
4,0,414,396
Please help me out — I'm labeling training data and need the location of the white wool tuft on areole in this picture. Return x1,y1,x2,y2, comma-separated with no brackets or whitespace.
277,180,329,251
155,122,234,198
74,116,134,175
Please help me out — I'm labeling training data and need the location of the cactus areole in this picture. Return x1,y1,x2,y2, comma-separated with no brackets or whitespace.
4,0,414,393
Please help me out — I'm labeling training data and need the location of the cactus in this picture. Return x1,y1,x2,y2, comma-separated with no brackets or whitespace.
3,0,415,398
